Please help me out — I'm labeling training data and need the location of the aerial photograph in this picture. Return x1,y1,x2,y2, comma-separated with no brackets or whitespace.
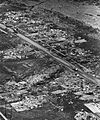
1,0,100,119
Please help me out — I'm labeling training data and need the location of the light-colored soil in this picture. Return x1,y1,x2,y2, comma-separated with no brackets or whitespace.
26,0,100,30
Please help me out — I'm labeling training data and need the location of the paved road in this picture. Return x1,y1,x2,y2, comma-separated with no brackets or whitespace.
0,23,100,86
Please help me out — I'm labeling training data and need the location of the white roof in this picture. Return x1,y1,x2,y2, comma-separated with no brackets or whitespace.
85,103,100,113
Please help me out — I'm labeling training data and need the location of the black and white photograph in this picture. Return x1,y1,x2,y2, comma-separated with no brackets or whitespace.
0,0,100,119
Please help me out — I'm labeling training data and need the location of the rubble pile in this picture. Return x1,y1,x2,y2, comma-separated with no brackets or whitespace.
0,3,100,120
